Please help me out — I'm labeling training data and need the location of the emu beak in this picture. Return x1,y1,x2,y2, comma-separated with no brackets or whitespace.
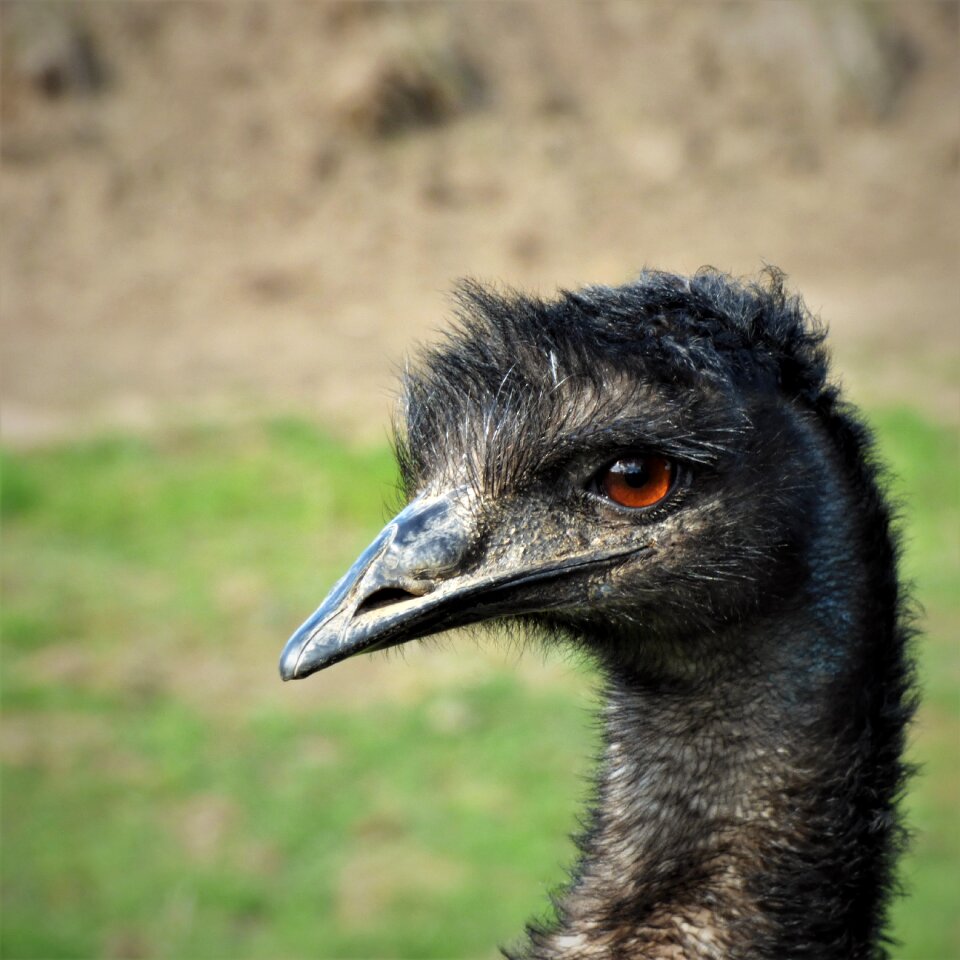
280,490,647,681
279,491,475,680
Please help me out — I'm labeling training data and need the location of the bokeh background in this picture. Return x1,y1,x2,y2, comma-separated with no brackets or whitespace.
1,3,957,958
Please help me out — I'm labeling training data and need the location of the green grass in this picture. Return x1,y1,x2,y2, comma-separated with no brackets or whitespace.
874,410,960,958
1,409,957,958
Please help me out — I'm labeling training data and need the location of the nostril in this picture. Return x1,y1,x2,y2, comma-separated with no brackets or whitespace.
356,586,423,615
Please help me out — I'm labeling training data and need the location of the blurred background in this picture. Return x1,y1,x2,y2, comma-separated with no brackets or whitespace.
1,2,957,957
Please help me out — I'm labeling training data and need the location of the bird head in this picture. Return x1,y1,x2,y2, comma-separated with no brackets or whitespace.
280,270,836,682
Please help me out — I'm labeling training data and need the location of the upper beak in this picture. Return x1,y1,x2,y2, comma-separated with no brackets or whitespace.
279,489,648,681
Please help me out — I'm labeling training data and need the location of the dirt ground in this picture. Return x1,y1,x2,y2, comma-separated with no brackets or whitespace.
1,2,957,446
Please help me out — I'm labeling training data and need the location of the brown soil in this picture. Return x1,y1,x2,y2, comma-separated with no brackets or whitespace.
2,2,958,446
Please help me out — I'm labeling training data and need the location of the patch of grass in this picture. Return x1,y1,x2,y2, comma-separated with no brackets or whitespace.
1,409,956,958
1,419,590,958
871,409,960,957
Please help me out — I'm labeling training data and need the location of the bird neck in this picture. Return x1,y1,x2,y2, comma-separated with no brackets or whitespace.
523,609,902,960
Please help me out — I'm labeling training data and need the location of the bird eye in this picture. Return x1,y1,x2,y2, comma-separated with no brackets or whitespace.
598,455,674,509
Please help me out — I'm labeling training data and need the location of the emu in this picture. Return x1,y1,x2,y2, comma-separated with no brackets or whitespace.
280,269,914,959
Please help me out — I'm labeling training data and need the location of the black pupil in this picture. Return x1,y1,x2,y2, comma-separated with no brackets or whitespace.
614,459,649,487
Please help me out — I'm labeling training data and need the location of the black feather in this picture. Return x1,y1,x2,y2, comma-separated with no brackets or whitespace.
381,268,914,958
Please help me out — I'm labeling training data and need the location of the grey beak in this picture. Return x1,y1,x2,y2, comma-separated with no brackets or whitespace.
280,488,652,682
279,491,475,680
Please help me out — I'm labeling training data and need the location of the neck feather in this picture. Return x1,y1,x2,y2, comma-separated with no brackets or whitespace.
516,607,908,960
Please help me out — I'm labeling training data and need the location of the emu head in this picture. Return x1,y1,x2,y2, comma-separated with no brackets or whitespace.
280,270,836,683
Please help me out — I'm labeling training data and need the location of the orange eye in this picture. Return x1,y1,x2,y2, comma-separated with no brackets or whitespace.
599,456,673,509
